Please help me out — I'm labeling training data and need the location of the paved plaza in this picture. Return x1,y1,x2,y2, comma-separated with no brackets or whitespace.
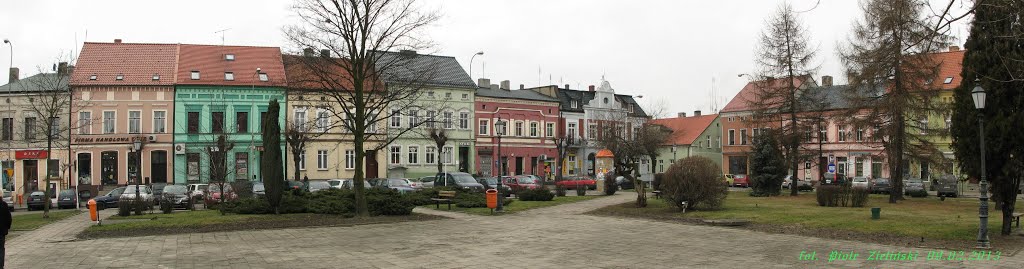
6,193,1024,268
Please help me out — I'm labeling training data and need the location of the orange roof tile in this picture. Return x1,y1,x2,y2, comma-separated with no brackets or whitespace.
71,42,179,86
925,49,965,90
721,76,812,113
650,114,718,145
176,44,286,87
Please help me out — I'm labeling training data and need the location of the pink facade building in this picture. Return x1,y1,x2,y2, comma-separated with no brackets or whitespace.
474,79,560,177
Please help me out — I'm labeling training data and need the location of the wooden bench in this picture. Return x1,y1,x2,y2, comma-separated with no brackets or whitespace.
432,191,457,210
651,190,662,199
1013,212,1023,228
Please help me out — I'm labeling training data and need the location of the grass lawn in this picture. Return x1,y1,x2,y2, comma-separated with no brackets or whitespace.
426,195,603,215
12,210,82,231
590,190,1024,250
79,210,445,239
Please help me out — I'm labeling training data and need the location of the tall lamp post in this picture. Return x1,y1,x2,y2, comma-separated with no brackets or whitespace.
469,51,484,82
132,140,142,200
494,116,506,213
971,80,990,249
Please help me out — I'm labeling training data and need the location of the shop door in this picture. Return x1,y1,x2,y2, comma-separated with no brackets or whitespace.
151,151,168,183
365,150,379,178
101,151,119,185
24,160,38,191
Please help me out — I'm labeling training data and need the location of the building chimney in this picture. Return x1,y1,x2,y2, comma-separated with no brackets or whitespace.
519,84,524,90
949,45,960,52
303,48,315,57
564,84,570,89
8,67,18,83
319,49,330,58
478,78,490,87
399,50,417,56
693,110,702,117
678,112,686,118
588,85,595,92
500,80,510,90
113,39,122,44
57,62,69,75
821,75,833,87
489,84,499,90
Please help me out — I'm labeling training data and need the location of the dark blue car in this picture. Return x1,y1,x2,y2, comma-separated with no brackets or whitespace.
93,187,126,210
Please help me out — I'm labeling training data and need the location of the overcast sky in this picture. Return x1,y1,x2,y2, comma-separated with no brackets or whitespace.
1,0,971,117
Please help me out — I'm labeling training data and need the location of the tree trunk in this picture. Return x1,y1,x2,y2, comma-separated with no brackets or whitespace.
43,138,53,218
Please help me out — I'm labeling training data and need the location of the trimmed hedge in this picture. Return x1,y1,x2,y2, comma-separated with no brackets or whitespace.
816,185,870,207
223,188,414,216
517,188,555,201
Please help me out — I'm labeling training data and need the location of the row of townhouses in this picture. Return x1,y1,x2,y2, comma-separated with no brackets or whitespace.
0,40,647,196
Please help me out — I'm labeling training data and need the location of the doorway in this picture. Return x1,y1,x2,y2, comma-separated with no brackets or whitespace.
77,153,92,185
458,146,469,172
151,151,168,183
530,157,538,175
23,160,38,191
101,151,118,185
515,157,524,175
587,153,596,176
365,150,379,178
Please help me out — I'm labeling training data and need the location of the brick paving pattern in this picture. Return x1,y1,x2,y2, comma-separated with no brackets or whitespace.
5,194,1023,268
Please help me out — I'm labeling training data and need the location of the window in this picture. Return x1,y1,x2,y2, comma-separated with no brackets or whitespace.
856,129,864,141
115,74,124,81
152,74,160,81
236,112,248,133
943,77,953,84
496,120,508,135
298,152,305,170
588,124,597,139
479,119,489,135
838,127,847,142
568,123,577,138
461,93,468,99
187,112,199,134
407,146,419,164
707,135,712,148
23,117,35,141
546,123,555,137
945,114,952,129
187,153,200,181
407,110,418,128
48,159,60,178
89,75,97,80
459,112,469,129
514,121,524,136
819,127,827,143
918,116,928,134
855,157,864,177
316,110,330,132
728,129,735,145
740,129,748,145
153,111,166,133
445,92,452,99
390,109,402,128
716,137,721,148
3,118,13,141
212,112,225,133
103,111,116,134
225,54,235,61
294,109,307,129
48,117,60,137
235,153,248,180
427,91,434,98
345,150,355,169
258,73,268,82
389,146,401,164
425,146,436,164
190,71,200,80
425,111,435,128
442,146,454,164
317,150,328,170
78,112,91,135
443,111,453,129
530,122,538,137
570,100,578,108
224,72,234,81
128,111,141,134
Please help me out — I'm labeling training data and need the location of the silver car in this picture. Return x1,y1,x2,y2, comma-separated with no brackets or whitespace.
3,190,14,211
121,185,155,204
851,177,870,189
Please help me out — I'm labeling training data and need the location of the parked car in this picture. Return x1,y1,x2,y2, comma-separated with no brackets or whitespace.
57,189,78,209
516,175,543,184
26,191,48,210
252,182,266,197
851,177,870,189
367,178,387,188
935,175,959,198
419,176,435,188
307,181,332,192
186,184,209,200
904,179,926,196
870,178,892,194
556,176,597,190
121,185,155,205
93,187,126,209
205,184,237,205
335,179,371,190
732,174,750,188
723,174,735,186
375,178,417,193
780,175,814,191
161,185,192,209
506,175,542,191
615,176,635,190
434,172,485,191
151,183,168,196
286,181,305,190
821,173,847,186
3,190,14,211
479,177,513,196
402,178,424,189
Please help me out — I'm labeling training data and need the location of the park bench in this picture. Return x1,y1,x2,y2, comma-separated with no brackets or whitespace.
651,190,662,199
1013,212,1023,228
432,191,457,210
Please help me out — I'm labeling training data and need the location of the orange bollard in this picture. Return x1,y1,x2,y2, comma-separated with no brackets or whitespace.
17,194,22,206
88,199,98,222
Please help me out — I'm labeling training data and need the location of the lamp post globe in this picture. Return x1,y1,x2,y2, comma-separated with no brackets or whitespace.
972,80,990,249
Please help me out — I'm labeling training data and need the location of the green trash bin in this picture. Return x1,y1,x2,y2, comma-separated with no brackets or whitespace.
871,207,881,219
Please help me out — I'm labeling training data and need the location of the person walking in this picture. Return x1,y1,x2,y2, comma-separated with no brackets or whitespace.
1,196,11,269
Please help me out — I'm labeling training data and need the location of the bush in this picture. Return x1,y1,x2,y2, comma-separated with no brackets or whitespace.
365,189,414,216
279,192,309,214
652,173,664,191
306,189,355,216
851,188,870,207
816,185,869,207
455,192,486,208
816,185,841,206
575,186,586,196
908,189,929,198
662,157,728,210
555,184,567,197
517,188,555,201
160,198,173,214
117,198,133,217
231,181,255,199
603,173,618,195
403,189,436,206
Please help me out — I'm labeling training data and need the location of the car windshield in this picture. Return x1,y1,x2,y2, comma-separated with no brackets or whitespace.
388,179,410,187
517,177,538,184
328,180,341,187
31,192,45,197
208,184,233,192
875,179,890,184
308,181,330,189
452,174,477,183
108,188,125,196
59,190,75,197
483,178,498,185
125,185,152,194
853,178,867,182
253,183,265,192
163,185,187,194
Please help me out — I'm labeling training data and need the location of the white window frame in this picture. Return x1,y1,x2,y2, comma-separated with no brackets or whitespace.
78,111,91,135
479,119,490,135
567,122,577,139
425,146,436,164
103,111,116,134
442,146,454,164
390,109,402,128
529,122,538,137
425,111,436,128
153,110,167,133
443,111,453,129
298,152,306,170
728,129,735,145
407,110,418,128
315,109,330,133
514,121,524,137
546,122,555,137
128,110,141,134
345,150,355,170
740,129,748,145
458,111,469,130
389,146,401,164
407,146,419,164
317,150,328,170
293,108,307,130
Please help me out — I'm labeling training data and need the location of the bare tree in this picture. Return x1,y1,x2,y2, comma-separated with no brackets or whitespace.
635,122,672,207
285,0,441,217
426,127,447,174
550,134,584,181
283,105,325,182
749,3,819,196
207,134,234,214
840,0,952,203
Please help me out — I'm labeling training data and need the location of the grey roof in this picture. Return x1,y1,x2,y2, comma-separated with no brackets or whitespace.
555,88,648,117
798,84,884,111
0,73,69,93
374,51,476,89
476,87,559,102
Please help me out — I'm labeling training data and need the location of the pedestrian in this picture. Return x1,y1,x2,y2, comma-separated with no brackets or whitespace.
1,196,11,269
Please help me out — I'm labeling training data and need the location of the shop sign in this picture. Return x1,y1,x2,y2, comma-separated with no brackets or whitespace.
15,150,48,159
73,136,135,144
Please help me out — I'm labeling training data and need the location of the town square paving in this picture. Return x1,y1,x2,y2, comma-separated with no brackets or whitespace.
6,193,1024,268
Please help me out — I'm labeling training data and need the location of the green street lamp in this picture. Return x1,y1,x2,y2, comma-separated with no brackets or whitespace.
971,79,990,249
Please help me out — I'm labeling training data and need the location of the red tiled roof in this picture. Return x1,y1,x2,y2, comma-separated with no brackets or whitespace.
71,42,179,86
650,114,718,145
925,49,965,90
176,44,287,87
721,76,811,113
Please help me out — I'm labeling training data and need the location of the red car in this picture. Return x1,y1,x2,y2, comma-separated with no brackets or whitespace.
732,174,750,188
555,176,597,190
205,184,238,205
504,176,542,191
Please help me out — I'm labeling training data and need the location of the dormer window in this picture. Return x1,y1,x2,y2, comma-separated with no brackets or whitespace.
943,77,954,84
89,75,97,80
258,73,269,82
224,72,234,81
225,54,235,61
191,71,200,80
152,74,160,81
115,74,124,81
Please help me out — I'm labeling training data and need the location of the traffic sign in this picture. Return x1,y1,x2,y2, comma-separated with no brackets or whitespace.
827,164,836,173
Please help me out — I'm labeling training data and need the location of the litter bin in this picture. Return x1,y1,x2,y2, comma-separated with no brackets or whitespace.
871,207,881,219
88,199,99,222
486,189,498,209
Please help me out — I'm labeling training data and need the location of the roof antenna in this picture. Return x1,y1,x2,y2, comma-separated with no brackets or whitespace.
214,28,231,46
